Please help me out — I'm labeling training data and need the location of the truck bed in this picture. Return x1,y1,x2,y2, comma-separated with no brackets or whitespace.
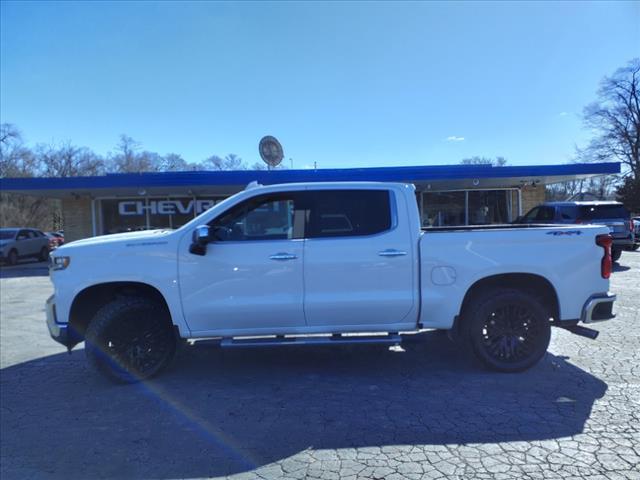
418,223,609,329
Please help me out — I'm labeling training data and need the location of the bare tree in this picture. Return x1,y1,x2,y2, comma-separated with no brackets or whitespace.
581,58,640,178
159,153,189,172
0,124,54,229
0,124,37,178
108,135,161,173
616,176,640,212
200,153,247,171
36,143,105,177
0,123,21,146
546,175,617,201
250,162,267,170
117,134,140,163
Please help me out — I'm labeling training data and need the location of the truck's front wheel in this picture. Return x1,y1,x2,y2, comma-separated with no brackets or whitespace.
84,297,176,383
465,289,551,373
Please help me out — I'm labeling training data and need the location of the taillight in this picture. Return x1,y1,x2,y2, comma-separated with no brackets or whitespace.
630,219,635,232
596,234,613,279
575,218,584,224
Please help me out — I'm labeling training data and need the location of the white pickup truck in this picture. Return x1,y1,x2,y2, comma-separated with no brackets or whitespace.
46,182,616,383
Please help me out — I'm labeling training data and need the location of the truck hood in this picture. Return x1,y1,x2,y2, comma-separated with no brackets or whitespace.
58,229,175,251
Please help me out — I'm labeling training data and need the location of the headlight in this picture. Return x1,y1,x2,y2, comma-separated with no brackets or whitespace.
51,256,71,270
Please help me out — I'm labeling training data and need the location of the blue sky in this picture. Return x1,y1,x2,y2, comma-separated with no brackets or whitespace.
1,1,638,169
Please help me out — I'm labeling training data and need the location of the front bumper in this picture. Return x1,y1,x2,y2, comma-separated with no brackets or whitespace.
581,292,616,324
46,295,74,348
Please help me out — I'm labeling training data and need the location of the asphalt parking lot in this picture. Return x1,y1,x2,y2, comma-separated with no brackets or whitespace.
1,254,639,480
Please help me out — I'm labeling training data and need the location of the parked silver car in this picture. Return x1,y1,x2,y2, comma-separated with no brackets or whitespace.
0,228,51,265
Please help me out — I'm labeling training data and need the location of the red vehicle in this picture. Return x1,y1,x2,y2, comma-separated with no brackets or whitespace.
46,232,65,249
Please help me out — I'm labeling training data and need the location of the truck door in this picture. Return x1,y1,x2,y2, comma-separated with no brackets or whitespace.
302,189,416,329
179,192,307,334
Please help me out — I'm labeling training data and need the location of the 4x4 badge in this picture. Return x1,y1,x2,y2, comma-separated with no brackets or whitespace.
546,230,582,236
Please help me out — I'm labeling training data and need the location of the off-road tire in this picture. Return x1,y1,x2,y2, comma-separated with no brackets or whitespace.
85,297,176,383
464,289,551,373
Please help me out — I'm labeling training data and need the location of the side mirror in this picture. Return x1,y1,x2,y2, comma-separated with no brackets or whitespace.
189,225,210,255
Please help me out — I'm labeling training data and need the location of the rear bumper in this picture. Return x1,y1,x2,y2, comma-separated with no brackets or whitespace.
46,295,75,348
581,292,616,324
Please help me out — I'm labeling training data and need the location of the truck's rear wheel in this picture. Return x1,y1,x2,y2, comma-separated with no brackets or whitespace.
464,289,551,372
84,297,176,383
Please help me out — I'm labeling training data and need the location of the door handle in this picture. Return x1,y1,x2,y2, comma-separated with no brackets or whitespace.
378,249,408,257
269,253,298,261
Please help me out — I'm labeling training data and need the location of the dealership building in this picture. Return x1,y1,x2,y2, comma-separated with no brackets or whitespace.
1,162,620,242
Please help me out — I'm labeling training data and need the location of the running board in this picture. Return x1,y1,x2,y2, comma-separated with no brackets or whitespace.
220,334,402,349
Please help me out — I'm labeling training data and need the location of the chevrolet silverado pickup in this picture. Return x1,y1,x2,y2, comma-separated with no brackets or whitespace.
46,182,617,383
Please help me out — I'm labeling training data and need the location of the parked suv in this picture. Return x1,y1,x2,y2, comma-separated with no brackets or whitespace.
0,228,51,265
516,201,634,261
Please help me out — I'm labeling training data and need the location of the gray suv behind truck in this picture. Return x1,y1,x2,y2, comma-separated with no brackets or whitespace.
0,228,51,265
516,201,634,261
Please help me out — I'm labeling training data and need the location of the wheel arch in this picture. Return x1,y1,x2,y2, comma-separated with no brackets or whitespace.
68,281,173,343
459,273,560,322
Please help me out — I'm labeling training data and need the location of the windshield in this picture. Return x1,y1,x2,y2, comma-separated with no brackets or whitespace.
579,205,630,219
0,229,18,240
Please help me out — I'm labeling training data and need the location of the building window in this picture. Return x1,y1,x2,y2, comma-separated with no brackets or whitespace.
468,190,510,225
421,192,466,227
421,190,516,227
99,196,226,234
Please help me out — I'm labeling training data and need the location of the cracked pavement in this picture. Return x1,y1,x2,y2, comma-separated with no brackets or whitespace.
1,252,639,479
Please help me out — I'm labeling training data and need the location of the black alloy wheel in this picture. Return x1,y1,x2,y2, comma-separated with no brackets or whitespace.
466,289,551,372
481,304,545,363
85,297,176,383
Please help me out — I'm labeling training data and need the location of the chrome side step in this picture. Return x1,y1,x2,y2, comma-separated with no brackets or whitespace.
220,334,402,349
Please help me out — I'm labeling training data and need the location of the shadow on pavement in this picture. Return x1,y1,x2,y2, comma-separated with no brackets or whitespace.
0,260,49,279
0,331,607,479
613,263,631,272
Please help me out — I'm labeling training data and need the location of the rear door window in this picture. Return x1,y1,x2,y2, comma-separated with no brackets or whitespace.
306,190,392,238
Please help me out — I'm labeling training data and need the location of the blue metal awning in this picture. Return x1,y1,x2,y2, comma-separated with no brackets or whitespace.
0,162,621,197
